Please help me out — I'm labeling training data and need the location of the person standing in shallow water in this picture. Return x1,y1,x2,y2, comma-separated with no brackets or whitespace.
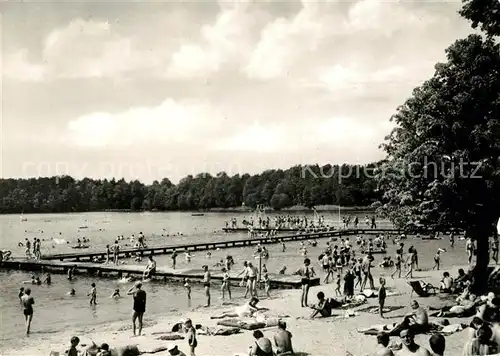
203,265,211,307
127,281,146,336
21,288,34,336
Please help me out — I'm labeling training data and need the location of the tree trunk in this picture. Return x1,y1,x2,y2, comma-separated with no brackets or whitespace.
470,223,494,295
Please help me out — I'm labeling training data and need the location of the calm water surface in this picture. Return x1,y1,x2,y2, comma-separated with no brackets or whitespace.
0,211,467,352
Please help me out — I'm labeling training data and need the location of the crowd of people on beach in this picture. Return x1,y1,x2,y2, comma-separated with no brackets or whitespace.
10,212,500,356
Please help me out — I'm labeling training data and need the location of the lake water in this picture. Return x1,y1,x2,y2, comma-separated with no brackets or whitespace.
0,211,468,352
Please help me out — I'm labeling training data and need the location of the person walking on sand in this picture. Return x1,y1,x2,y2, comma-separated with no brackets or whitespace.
127,281,146,336
21,288,34,336
432,249,445,270
405,248,416,279
295,258,315,307
203,265,211,307
88,283,97,305
392,253,402,279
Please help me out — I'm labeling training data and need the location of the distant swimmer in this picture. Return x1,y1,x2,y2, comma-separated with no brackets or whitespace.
43,273,51,285
185,251,193,263
18,287,25,301
68,288,76,296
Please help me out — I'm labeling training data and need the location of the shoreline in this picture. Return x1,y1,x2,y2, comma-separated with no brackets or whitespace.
2,205,375,216
2,263,479,356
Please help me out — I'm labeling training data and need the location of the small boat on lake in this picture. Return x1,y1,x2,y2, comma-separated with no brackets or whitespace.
192,213,205,217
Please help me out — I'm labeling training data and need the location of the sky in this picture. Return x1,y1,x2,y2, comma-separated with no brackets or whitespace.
1,0,474,183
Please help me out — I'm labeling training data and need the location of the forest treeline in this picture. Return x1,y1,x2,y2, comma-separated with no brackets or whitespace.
0,163,381,214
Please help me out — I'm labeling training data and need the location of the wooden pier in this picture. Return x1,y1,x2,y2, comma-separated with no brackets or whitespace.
0,259,320,289
40,228,401,262
222,227,309,233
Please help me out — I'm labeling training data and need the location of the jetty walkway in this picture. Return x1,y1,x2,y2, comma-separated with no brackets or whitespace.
0,259,320,289
41,228,400,262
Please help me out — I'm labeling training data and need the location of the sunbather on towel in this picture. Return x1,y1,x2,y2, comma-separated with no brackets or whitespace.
211,297,266,319
389,300,429,336
430,294,483,318
310,292,343,318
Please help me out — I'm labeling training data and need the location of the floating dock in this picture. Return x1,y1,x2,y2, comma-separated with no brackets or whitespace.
40,228,401,262
0,259,319,289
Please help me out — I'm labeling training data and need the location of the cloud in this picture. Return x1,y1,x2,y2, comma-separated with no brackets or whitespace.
214,121,289,153
1,0,474,180
3,49,45,81
166,1,268,78
66,99,225,148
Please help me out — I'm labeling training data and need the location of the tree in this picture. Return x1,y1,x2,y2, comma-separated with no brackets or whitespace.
459,0,500,38
376,34,500,293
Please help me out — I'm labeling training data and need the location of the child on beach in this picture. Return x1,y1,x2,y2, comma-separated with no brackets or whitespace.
88,283,97,305
335,273,342,296
378,277,386,318
183,278,191,303
433,248,445,270
221,268,231,300
67,336,80,356
185,318,197,356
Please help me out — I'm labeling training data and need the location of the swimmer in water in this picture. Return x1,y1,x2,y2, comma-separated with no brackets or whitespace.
111,289,121,299
68,288,76,296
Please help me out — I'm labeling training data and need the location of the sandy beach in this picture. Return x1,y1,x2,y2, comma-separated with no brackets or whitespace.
3,264,476,356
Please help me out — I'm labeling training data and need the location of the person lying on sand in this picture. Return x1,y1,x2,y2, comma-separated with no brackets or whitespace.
388,300,429,336
476,294,500,323
429,293,483,318
310,291,343,318
84,341,170,356
211,297,267,319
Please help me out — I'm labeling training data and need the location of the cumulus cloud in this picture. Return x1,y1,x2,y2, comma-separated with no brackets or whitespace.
1,0,474,180
66,99,225,147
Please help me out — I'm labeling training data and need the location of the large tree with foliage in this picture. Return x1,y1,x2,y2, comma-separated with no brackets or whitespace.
459,0,500,38
376,33,500,293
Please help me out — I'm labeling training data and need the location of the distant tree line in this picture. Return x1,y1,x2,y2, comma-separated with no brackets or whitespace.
0,164,381,214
